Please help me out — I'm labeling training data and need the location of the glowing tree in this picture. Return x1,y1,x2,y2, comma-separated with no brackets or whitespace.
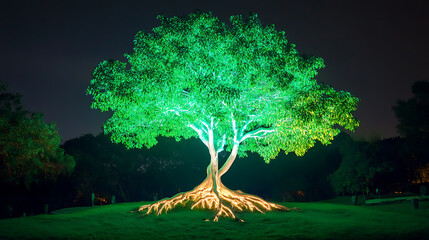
87,12,359,221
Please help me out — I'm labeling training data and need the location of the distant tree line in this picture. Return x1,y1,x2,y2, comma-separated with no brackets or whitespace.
329,81,429,197
0,81,428,218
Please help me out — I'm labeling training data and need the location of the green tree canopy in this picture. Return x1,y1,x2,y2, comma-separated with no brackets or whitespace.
0,83,75,187
88,12,359,221
88,12,359,162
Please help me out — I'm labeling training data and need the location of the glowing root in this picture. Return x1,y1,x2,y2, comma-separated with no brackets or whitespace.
139,178,292,221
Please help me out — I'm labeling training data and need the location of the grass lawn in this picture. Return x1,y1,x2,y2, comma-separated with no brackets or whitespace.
0,199,427,240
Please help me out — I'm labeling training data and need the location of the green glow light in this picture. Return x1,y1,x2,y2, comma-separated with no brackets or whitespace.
87,12,359,221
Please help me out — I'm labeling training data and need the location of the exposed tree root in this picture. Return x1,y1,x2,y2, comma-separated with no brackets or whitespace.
139,177,292,221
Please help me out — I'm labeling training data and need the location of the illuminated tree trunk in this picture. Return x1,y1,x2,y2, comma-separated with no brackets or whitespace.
139,117,290,221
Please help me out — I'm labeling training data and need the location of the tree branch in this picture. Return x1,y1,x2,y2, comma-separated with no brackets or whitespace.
238,119,253,140
216,134,226,153
219,144,239,177
189,124,209,147
231,114,239,144
239,128,275,142
200,120,210,134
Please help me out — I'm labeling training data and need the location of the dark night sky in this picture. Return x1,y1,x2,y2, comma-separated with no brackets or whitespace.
1,1,428,142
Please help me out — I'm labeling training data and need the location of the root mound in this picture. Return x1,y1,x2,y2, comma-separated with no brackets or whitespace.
139,179,292,221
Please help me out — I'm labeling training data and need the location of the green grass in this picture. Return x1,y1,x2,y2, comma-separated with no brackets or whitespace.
0,199,428,240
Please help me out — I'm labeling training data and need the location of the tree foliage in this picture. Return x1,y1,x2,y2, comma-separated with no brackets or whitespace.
328,137,392,195
0,83,75,187
392,80,429,184
87,12,359,162
393,80,429,140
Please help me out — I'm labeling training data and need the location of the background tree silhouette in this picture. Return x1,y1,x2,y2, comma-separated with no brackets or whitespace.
0,83,75,218
393,80,429,184
393,80,429,140
0,83,74,187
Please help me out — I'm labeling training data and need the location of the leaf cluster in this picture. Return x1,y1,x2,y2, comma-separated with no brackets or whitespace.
87,12,359,161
